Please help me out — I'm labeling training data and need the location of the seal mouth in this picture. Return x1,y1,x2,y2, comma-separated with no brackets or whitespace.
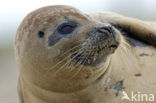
97,44,118,53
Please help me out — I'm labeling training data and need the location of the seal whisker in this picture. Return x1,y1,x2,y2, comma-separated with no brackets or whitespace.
120,42,129,54
121,39,130,48
53,48,85,75
49,44,83,70
68,48,86,70
69,56,82,71
119,43,150,88
71,49,92,78
59,39,86,57
71,61,84,79
69,56,83,73
49,39,87,70
69,47,88,71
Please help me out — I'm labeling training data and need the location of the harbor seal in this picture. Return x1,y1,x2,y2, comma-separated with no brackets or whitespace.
15,5,156,103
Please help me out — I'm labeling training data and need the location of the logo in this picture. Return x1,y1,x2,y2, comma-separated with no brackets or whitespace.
121,91,155,102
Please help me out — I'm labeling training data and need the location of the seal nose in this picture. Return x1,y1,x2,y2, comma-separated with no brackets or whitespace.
97,26,116,38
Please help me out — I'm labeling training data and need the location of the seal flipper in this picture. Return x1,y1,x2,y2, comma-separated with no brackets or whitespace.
89,12,156,46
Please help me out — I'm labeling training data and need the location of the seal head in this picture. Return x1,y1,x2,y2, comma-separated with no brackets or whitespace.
15,5,121,93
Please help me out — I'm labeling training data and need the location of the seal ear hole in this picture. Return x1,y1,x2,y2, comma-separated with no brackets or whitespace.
38,31,45,38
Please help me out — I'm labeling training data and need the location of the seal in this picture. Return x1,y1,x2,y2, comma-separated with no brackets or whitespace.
15,5,156,103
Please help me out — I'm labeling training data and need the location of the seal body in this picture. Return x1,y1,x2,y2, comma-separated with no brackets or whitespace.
15,5,156,103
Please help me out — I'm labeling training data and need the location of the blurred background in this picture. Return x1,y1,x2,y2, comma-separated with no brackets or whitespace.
0,0,156,102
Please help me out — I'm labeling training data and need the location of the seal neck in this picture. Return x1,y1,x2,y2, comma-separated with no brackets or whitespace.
20,57,112,103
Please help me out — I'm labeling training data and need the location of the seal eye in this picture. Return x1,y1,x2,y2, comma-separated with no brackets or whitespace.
38,31,44,38
58,22,77,35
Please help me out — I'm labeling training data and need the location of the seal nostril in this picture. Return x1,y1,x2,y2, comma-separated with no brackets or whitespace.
109,44,118,49
98,26,113,34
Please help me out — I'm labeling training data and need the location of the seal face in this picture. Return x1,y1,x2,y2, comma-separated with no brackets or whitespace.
71,25,119,67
